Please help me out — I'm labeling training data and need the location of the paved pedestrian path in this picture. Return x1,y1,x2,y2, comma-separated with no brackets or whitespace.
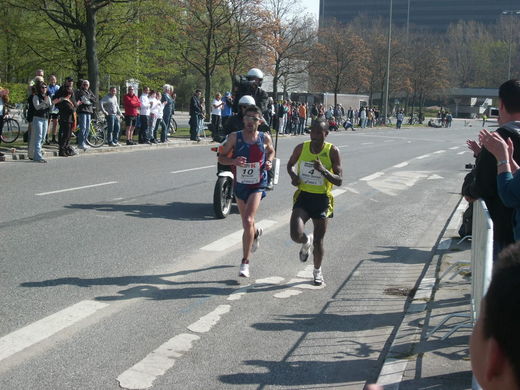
376,199,473,389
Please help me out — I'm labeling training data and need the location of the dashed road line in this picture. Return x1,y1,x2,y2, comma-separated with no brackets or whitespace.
416,154,431,159
35,181,118,196
0,300,109,363
117,333,200,390
393,162,409,168
457,151,466,155
187,305,231,333
449,146,460,150
170,165,214,174
360,172,385,181
433,150,446,154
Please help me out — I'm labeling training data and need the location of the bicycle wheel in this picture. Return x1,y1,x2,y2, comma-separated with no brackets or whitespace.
169,118,177,135
86,123,105,148
1,118,20,143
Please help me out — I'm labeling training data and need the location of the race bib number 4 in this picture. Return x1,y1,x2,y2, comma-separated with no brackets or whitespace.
300,161,324,186
236,162,261,184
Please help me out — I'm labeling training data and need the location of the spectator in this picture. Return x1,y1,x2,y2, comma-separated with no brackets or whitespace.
446,112,453,127
0,88,9,146
152,91,167,143
100,86,123,146
467,79,520,255
396,110,404,129
161,84,174,137
54,86,77,156
199,97,206,138
298,102,307,135
139,86,152,144
46,75,60,144
221,92,233,132
189,89,203,142
30,82,52,163
470,241,520,390
27,75,44,157
75,79,96,150
123,86,140,145
211,92,224,141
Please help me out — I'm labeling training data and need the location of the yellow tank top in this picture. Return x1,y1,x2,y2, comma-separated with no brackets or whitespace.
297,141,333,194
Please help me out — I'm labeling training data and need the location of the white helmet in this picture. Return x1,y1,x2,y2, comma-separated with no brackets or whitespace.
238,95,256,105
246,68,264,79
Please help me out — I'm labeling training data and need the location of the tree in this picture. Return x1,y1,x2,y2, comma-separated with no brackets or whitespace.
8,0,140,97
258,0,316,99
170,0,247,115
311,21,370,106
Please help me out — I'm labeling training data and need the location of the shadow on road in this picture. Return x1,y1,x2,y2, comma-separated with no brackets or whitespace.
65,201,236,221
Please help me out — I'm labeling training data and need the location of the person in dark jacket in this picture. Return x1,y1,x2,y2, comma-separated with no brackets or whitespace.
468,79,520,254
75,79,97,150
54,86,77,156
189,89,203,142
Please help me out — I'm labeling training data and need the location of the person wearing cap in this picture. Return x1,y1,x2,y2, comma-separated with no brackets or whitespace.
233,68,269,115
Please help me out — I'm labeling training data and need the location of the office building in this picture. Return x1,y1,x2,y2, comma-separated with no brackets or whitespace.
319,0,518,31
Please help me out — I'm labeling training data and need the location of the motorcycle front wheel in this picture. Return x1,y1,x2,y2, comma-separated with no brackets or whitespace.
213,176,233,218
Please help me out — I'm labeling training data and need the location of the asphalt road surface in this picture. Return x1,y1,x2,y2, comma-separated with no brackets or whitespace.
1,120,482,389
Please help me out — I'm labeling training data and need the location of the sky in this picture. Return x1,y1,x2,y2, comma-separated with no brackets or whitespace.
299,0,320,21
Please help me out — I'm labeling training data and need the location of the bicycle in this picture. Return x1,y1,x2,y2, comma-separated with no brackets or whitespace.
169,117,177,135
85,117,107,148
0,113,21,143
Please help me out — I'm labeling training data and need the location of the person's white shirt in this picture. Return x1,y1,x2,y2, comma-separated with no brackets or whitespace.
211,98,222,116
151,98,164,119
140,93,151,116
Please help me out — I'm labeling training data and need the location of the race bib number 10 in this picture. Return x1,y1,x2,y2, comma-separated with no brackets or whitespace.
237,162,261,184
300,161,324,186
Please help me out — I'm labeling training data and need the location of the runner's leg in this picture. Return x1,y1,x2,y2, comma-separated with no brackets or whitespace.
290,208,310,244
311,218,328,270
236,192,263,261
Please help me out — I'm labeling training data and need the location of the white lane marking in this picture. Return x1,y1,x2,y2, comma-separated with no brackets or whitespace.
336,144,349,148
427,174,444,180
457,151,466,155
438,238,452,250
117,333,200,390
416,154,430,159
449,146,460,150
360,172,385,181
170,165,213,174
0,300,108,363
331,188,346,197
297,265,314,278
274,290,303,298
344,187,360,194
255,276,285,285
35,181,118,196
187,305,231,333
384,140,394,143
201,219,277,251
433,150,446,154
112,197,123,201
366,171,430,196
393,162,409,168
361,142,374,145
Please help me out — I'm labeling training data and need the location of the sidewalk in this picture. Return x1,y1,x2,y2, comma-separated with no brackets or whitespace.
376,199,473,389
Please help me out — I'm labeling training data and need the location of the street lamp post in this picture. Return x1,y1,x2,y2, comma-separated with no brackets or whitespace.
502,10,520,80
384,0,393,122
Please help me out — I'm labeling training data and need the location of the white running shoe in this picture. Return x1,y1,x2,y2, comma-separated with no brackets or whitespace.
299,233,313,262
239,262,250,278
251,227,263,253
313,268,324,286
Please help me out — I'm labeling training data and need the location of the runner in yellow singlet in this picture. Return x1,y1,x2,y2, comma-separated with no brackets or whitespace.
286,119,343,285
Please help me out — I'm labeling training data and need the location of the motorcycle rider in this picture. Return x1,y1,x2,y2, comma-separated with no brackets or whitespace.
233,68,269,116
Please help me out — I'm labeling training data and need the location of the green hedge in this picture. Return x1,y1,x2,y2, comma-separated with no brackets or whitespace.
0,83,28,104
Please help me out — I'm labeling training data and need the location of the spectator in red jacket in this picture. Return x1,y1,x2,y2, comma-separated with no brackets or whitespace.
123,86,141,145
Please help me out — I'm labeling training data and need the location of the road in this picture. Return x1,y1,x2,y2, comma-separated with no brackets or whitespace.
0,122,478,389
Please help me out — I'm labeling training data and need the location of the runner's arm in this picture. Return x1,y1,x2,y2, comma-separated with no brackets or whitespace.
287,144,303,187
317,145,342,186
218,133,242,166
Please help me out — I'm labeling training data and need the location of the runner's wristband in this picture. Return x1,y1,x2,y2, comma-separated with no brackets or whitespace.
497,160,509,166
